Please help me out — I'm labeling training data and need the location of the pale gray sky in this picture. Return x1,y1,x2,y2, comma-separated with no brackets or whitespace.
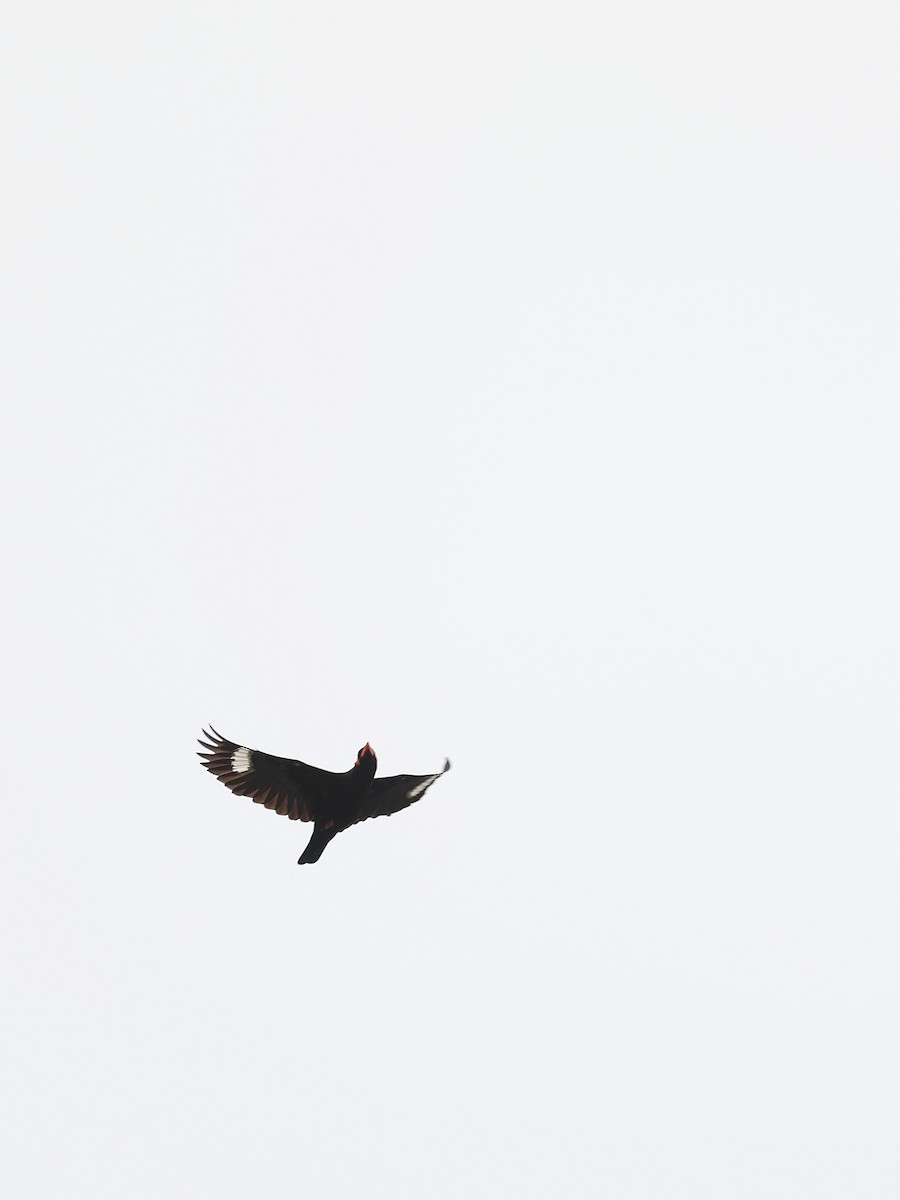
3,2,899,1196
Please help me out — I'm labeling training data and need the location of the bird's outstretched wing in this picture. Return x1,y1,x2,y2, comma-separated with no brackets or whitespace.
197,727,337,822
353,758,451,825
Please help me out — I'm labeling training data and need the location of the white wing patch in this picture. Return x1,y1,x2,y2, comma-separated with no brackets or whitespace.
406,773,440,801
231,746,253,773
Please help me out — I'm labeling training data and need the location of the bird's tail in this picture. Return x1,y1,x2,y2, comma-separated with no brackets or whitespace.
298,823,336,866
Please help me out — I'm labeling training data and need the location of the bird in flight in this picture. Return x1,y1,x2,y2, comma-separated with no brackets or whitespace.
197,727,451,864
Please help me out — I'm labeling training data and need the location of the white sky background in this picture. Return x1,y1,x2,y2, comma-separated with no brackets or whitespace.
2,1,899,1195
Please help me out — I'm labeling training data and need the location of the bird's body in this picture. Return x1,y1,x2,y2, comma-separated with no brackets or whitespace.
197,728,450,864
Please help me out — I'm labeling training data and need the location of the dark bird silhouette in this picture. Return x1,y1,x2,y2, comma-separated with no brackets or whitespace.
197,727,451,864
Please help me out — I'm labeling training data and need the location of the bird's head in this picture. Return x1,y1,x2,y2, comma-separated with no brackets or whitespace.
355,743,377,772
